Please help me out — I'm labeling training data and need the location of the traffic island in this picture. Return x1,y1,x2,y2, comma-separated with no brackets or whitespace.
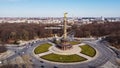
40,53,87,63
80,45,96,57
34,43,52,54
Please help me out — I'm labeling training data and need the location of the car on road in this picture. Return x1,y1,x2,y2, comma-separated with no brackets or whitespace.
41,65,44,68
22,52,25,54
0,61,2,64
40,61,44,63
29,45,31,47
53,66,58,68
14,51,17,53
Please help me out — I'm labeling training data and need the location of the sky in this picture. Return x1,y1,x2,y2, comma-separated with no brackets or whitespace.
0,0,120,17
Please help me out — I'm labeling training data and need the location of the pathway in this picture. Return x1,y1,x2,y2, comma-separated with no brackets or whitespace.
38,51,52,57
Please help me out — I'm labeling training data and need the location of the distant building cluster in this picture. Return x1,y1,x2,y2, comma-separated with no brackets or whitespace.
0,17,120,25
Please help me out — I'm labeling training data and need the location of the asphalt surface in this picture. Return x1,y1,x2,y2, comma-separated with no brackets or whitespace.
1,38,119,68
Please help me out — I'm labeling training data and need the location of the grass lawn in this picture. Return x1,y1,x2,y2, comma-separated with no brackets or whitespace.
34,43,52,54
40,53,87,63
69,41,80,45
80,45,96,57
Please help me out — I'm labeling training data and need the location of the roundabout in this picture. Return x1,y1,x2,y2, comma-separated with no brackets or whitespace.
29,39,117,68
33,42,97,63
0,38,118,68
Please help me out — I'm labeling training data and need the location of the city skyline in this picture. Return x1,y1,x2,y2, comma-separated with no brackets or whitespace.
0,0,120,17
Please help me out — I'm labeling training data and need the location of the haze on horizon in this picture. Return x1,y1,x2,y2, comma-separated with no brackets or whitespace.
0,0,120,17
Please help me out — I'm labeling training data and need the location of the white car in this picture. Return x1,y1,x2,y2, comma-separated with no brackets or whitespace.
0,61,2,64
22,52,25,54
